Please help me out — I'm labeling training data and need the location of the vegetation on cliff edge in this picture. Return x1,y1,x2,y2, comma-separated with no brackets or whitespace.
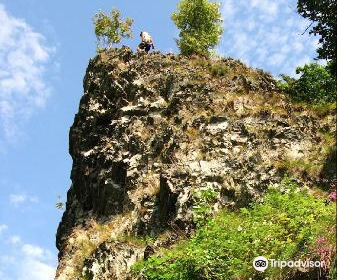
278,62,336,104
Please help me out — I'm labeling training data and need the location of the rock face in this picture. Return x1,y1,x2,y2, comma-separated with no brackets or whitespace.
55,47,336,280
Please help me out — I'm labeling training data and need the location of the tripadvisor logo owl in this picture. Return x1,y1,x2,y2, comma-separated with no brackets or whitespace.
253,256,268,271
253,256,325,271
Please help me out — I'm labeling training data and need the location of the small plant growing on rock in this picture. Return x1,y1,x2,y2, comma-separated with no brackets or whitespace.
192,188,219,226
55,195,65,210
93,9,133,51
209,64,229,76
171,0,223,57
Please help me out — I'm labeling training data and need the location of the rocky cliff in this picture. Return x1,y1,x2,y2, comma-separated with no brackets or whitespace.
55,47,336,280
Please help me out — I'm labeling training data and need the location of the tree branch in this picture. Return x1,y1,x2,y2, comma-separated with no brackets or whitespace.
301,22,314,35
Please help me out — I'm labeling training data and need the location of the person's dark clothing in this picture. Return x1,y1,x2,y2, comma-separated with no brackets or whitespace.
138,41,153,53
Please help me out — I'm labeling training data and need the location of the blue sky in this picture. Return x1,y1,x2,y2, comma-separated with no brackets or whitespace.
0,0,319,279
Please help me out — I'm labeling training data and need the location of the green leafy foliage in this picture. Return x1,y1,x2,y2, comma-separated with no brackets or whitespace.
297,0,336,78
192,188,219,226
171,0,223,56
278,62,336,103
93,9,133,51
133,179,336,280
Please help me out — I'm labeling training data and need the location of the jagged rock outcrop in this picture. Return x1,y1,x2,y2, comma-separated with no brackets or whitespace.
55,47,336,280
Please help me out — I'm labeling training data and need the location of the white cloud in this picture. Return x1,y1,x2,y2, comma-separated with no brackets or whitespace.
19,244,55,280
22,244,44,258
222,0,236,20
0,224,8,234
0,228,56,279
0,4,54,140
9,193,39,206
9,194,26,204
220,0,319,76
0,242,56,280
8,235,21,245
251,0,279,16
269,53,287,66
18,258,55,280
292,41,304,53
0,269,11,280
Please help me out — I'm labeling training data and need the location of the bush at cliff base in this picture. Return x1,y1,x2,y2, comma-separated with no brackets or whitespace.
133,179,336,280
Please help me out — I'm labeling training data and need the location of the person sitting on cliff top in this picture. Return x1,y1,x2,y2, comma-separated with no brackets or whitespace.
137,31,155,54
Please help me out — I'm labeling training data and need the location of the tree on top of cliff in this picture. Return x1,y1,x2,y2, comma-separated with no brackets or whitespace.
171,0,223,57
278,62,336,103
93,9,133,51
297,0,337,78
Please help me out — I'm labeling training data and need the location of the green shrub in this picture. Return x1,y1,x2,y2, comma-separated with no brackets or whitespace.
192,188,219,226
133,179,336,280
192,58,229,77
171,0,223,56
209,64,229,76
278,62,336,103
93,9,133,51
